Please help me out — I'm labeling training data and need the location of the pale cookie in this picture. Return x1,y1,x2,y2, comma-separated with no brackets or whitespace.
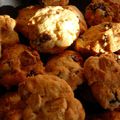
16,5,86,53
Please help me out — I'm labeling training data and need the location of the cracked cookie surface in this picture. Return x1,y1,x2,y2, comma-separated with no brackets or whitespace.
16,5,86,53
84,53,120,110
45,50,84,90
75,22,120,55
0,44,45,88
0,74,85,120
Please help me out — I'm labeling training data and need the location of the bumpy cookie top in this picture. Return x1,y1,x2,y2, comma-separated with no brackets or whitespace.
16,6,80,53
45,50,84,90
0,44,45,88
75,22,120,55
29,6,79,46
0,74,85,120
84,53,120,110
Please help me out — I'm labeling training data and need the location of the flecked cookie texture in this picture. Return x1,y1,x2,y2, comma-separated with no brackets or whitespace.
45,50,84,90
75,22,120,55
0,15,19,47
84,53,120,110
89,0,120,26
85,2,114,26
0,44,45,88
0,74,85,120
16,5,82,53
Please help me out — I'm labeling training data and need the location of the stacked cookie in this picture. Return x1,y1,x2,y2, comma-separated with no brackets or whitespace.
1,0,120,119
0,1,87,120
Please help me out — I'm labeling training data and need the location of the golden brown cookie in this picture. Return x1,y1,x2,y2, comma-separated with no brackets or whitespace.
16,5,87,53
1,75,85,120
85,2,114,26
75,22,120,56
45,50,84,90
0,15,19,48
42,0,69,6
86,0,120,26
0,44,45,88
84,53,120,110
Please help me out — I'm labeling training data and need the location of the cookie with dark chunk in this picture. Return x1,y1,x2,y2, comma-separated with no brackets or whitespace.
16,5,87,53
85,2,114,26
75,22,120,55
84,53,120,110
0,44,45,88
87,0,120,26
0,74,85,120
45,50,84,90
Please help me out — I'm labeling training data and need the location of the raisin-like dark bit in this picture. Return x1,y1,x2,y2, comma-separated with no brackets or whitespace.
37,33,51,44
32,33,52,49
104,11,109,17
26,70,37,77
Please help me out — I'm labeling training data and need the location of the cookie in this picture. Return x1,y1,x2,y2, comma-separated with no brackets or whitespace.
84,53,120,110
0,44,45,88
42,0,69,6
45,50,84,90
18,74,85,120
75,22,120,56
0,15,19,48
86,0,120,26
85,2,114,26
16,5,87,53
